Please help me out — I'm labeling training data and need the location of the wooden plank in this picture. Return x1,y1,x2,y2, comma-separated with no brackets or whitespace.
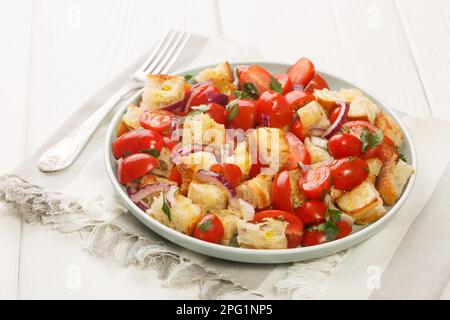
396,0,450,120
0,0,33,299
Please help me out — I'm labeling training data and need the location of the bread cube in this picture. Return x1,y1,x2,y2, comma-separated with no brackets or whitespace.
236,174,273,209
374,112,404,147
236,218,288,249
141,74,186,110
177,151,218,194
338,88,364,103
212,208,242,245
297,101,331,130
304,137,333,164
195,62,237,95
347,96,380,124
225,141,252,178
366,158,383,185
122,105,143,130
182,113,225,148
313,89,343,112
188,181,228,212
377,159,414,205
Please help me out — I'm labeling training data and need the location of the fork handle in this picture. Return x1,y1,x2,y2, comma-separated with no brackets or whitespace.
38,81,142,172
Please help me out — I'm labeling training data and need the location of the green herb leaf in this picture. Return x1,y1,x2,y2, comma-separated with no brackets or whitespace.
191,104,211,113
360,129,384,153
198,218,213,233
324,220,339,241
242,82,259,99
162,194,171,221
226,100,239,121
270,78,283,94
184,74,197,84
342,126,350,134
326,207,342,224
399,153,407,162
139,149,160,157
233,90,251,100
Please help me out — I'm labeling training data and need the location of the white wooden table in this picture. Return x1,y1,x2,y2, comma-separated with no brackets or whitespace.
1,0,449,299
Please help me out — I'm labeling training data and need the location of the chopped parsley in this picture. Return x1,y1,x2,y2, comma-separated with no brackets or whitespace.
324,220,340,241
242,82,259,99
399,153,407,162
198,218,213,233
226,100,239,121
162,193,171,221
139,148,160,157
184,74,197,84
233,90,252,100
269,78,283,94
360,129,383,153
191,104,211,113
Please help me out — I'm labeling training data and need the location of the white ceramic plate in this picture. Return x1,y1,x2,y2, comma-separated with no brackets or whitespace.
104,61,416,264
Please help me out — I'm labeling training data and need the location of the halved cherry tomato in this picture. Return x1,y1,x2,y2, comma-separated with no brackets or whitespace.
162,136,178,150
273,171,294,213
284,132,311,170
204,103,227,125
248,163,269,179
239,65,273,96
112,129,163,159
274,74,292,94
299,166,331,200
329,105,342,124
256,91,292,128
227,99,257,131
305,73,329,93
302,230,327,247
328,133,363,159
253,210,304,248
118,153,159,184
336,221,352,239
194,214,224,244
168,166,182,187
290,119,309,142
345,120,379,137
288,58,316,87
140,110,173,133
210,163,243,188
285,90,315,111
295,200,327,226
330,157,369,191
190,83,224,107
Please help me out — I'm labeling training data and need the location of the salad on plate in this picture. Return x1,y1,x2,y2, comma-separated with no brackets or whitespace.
111,58,414,250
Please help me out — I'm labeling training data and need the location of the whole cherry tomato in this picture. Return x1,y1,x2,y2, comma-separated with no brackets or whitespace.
210,163,243,188
305,73,329,93
112,129,163,159
273,171,294,213
295,200,327,226
274,74,293,94
239,65,273,96
204,103,227,125
328,133,363,159
140,110,173,133
285,90,315,111
288,58,316,87
299,166,331,200
227,99,257,131
330,157,369,191
256,91,292,128
283,132,311,170
194,214,224,244
190,83,225,107
118,153,159,184
290,118,309,142
302,230,327,247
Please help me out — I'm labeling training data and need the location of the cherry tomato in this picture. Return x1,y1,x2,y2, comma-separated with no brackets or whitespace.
328,133,363,159
305,73,329,93
290,119,309,142
284,132,311,170
288,58,316,87
194,214,224,244
227,98,257,131
329,105,342,124
118,153,159,184
239,65,273,96
336,221,352,239
295,201,327,226
299,166,331,200
345,120,379,137
140,110,173,133
302,230,327,247
253,210,304,248
256,91,292,128
112,129,163,159
168,166,182,186
285,90,315,111
162,136,178,150
330,157,369,191
274,74,292,94
190,83,224,107
210,163,243,188
248,163,269,179
273,171,294,213
204,103,227,125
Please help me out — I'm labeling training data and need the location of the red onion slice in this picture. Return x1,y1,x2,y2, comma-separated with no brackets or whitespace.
184,86,203,112
297,161,312,172
130,183,171,203
205,91,228,107
135,201,149,211
162,99,185,112
196,169,237,198
165,185,178,207
261,114,270,127
229,198,255,221
322,101,349,139
292,84,305,91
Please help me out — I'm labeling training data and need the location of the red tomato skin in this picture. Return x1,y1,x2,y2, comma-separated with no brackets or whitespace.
194,214,225,244
285,90,315,111
205,103,227,125
256,91,292,128
328,133,363,159
330,158,369,191
227,99,257,131
248,163,268,179
362,136,398,162
336,221,352,239
118,153,159,184
302,230,327,247
168,166,182,186
295,201,327,226
284,132,311,170
239,65,273,96
305,73,329,93
274,74,293,94
190,84,223,107
162,136,178,150
210,163,243,188
140,110,173,133
288,58,316,87
299,166,332,200
112,129,164,159
273,171,294,213
290,119,309,142
329,106,342,124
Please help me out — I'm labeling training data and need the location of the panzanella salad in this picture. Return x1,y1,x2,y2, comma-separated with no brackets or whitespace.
112,58,414,249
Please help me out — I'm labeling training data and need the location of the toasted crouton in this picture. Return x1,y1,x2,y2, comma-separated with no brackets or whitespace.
152,147,174,178
177,151,217,194
297,101,331,131
188,181,228,212
236,174,273,209
182,113,226,148
236,218,288,249
375,112,404,147
141,74,186,110
140,173,177,188
347,96,380,124
336,181,384,224
148,194,201,235
122,105,143,130
212,208,242,245
366,158,383,185
195,62,237,95
289,170,306,208
226,141,252,178
338,88,364,103
313,89,343,112
331,187,346,202
356,198,387,225
376,159,414,205
304,137,333,164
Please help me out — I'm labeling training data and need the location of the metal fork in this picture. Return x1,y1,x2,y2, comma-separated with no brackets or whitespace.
38,30,191,172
